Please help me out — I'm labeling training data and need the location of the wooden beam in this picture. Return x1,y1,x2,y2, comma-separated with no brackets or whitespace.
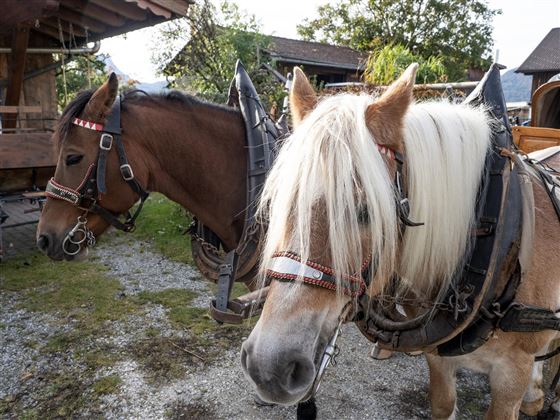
0,133,56,169
0,106,43,114
58,7,107,33
41,17,87,37
3,25,30,130
31,24,70,42
89,0,147,22
61,0,126,27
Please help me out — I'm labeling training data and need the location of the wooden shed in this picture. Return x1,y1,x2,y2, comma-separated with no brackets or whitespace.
0,0,191,258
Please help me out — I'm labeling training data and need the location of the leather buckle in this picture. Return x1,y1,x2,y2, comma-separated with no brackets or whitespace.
120,164,134,181
100,133,113,151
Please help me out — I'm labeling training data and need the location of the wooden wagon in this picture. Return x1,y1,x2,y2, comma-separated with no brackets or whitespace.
513,78,560,153
0,0,191,259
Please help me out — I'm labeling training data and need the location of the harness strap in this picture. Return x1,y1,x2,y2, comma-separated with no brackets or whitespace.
47,95,150,234
46,178,81,205
498,303,560,332
266,251,368,298
97,134,113,194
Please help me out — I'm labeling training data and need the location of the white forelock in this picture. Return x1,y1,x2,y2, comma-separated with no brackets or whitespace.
258,93,491,298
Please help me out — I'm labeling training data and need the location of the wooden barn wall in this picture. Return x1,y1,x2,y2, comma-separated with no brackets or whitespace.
531,72,558,96
1,33,58,131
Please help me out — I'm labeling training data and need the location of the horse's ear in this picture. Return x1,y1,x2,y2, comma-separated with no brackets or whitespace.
365,63,418,151
83,72,119,121
290,67,317,126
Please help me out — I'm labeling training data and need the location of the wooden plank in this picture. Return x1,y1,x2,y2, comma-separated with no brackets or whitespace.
90,0,147,21
61,0,127,27
0,106,43,114
58,7,107,33
0,133,56,169
0,167,54,192
148,0,191,16
513,126,560,154
3,25,30,130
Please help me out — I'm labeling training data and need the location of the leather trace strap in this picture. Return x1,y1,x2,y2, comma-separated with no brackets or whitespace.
46,96,150,234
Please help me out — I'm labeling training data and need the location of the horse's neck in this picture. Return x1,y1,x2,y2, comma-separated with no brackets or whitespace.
124,101,247,249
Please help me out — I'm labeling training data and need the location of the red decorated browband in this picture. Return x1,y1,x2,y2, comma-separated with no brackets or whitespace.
72,117,104,132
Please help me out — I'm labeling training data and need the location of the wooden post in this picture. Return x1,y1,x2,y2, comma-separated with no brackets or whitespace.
3,25,30,130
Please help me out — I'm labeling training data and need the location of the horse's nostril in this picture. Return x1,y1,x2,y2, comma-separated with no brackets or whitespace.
285,359,314,390
37,234,50,253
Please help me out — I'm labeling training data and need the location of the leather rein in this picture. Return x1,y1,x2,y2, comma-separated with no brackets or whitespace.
45,96,150,255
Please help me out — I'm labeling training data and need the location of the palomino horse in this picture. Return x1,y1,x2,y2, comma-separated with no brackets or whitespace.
241,64,560,418
37,73,248,260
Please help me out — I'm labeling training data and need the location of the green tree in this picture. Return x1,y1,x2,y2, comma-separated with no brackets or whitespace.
364,44,446,85
55,54,108,110
298,0,500,81
153,0,284,108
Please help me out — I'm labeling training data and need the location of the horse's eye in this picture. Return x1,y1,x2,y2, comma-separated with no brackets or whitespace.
65,154,84,166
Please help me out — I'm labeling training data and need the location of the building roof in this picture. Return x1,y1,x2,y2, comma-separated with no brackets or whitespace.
1,0,192,44
264,36,367,71
517,28,560,74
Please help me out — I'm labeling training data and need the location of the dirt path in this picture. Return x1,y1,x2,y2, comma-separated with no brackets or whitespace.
0,232,554,419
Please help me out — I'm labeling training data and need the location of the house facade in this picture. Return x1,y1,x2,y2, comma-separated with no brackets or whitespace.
263,36,367,85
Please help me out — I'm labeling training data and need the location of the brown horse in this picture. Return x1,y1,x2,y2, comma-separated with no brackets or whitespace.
241,65,560,419
37,73,248,261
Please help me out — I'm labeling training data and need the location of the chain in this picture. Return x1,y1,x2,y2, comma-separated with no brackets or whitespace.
62,213,96,256
187,220,223,256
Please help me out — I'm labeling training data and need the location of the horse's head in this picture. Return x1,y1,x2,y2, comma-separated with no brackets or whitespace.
37,74,143,260
241,65,418,404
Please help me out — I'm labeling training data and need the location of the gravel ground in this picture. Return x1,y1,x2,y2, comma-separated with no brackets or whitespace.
1,232,555,419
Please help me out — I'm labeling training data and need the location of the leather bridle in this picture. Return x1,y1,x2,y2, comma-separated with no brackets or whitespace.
266,143,420,300
45,96,150,255
264,143,422,402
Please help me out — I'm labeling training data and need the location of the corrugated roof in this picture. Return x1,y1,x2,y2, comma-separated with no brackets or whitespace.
517,28,560,74
265,36,367,71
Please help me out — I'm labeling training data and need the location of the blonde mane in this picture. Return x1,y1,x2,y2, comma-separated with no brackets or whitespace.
258,93,491,298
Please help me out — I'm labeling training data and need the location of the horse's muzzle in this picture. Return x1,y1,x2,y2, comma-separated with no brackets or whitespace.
240,338,317,405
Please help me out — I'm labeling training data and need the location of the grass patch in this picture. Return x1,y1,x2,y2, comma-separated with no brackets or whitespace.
92,375,122,395
131,193,194,265
136,289,215,335
0,253,137,334
129,336,205,382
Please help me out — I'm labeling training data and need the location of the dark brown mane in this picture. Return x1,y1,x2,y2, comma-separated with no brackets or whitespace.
56,88,238,149
122,89,238,115
56,89,95,148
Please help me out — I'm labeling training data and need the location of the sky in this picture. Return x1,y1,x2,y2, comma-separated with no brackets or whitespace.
99,0,560,83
